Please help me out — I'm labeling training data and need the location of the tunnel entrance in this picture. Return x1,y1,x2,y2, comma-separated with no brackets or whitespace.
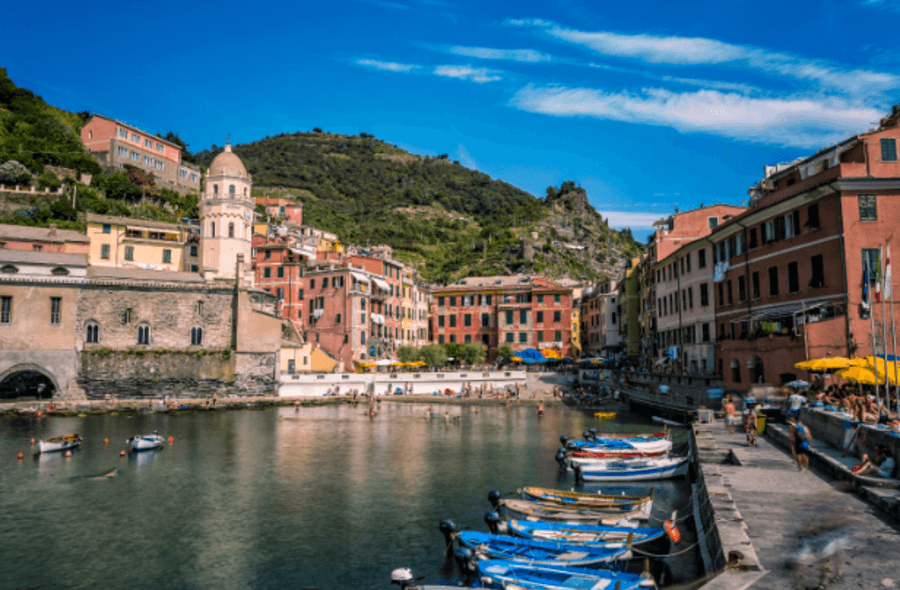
0,368,57,400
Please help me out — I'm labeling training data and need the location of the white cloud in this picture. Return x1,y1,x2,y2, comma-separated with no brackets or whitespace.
597,211,668,228
510,84,883,148
661,76,758,95
505,18,553,27
434,65,503,83
355,59,420,73
446,46,552,63
551,29,745,65
862,0,900,12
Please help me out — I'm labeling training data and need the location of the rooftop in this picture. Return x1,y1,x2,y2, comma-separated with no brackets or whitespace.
87,266,205,283
0,250,88,267
86,213,188,232
0,223,89,243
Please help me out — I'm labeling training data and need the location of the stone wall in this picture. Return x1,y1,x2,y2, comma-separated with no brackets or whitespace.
77,350,277,399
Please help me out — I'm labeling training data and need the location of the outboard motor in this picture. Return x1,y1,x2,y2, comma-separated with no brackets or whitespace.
573,463,584,484
454,547,478,586
487,490,503,509
559,435,571,447
439,519,458,550
484,511,505,535
390,568,416,589
555,448,569,470
566,440,580,452
582,430,595,442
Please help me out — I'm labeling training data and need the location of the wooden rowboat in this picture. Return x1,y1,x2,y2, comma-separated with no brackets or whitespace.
521,486,651,509
569,448,666,459
497,497,653,524
505,519,668,548
35,433,82,454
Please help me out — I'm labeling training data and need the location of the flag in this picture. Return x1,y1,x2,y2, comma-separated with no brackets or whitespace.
863,264,871,311
876,279,882,303
886,241,893,300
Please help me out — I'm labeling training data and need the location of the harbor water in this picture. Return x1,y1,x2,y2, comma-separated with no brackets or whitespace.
1,402,700,589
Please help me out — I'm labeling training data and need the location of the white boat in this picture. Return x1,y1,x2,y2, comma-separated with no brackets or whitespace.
128,432,164,452
568,438,673,455
574,456,690,482
36,433,82,454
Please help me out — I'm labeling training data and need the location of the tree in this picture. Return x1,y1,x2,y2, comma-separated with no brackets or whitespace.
397,346,420,363
313,127,323,133
419,344,447,368
497,344,515,362
459,343,486,365
0,160,31,185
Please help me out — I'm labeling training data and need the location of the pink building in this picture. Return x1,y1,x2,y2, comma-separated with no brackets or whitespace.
256,198,303,225
0,223,89,254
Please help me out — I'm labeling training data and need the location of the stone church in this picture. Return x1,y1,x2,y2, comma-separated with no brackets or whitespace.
0,144,293,400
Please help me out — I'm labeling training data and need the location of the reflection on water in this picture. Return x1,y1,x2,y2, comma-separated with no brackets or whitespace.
0,403,699,589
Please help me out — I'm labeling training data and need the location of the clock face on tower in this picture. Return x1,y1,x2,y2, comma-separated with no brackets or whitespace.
244,210,252,223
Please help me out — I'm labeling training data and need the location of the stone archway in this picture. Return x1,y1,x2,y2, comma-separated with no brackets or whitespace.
0,363,59,400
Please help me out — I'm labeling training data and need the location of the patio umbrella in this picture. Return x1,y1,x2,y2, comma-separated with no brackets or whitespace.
835,366,887,385
794,357,854,371
784,380,810,389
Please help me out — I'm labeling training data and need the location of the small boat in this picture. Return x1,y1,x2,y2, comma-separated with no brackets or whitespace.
652,416,685,427
35,433,82,454
496,497,652,524
584,430,665,440
569,448,666,460
128,432,164,452
504,519,668,548
521,486,651,509
476,559,653,590
574,456,690,482
457,531,630,567
566,438,673,454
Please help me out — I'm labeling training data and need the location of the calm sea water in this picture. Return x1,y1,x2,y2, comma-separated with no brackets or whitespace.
0,402,698,589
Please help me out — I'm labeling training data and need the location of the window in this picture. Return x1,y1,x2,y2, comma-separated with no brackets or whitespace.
506,310,514,325
702,323,710,343
101,244,110,259
438,315,445,327
118,128,128,138
191,326,203,345
131,151,139,161
229,185,235,195
449,296,456,307
190,245,197,257
727,280,733,305
131,133,139,142
50,297,61,324
464,334,471,343
481,313,489,327
210,222,216,238
485,295,491,305
144,155,152,166
361,332,366,345
859,195,877,221
124,246,134,261
537,330,544,342
277,267,284,279
519,309,528,323
717,283,724,307
163,249,172,264
137,324,151,345
731,360,741,383
360,299,366,310
439,335,445,344
506,333,514,343
763,220,776,244
810,255,825,288
0,295,10,324
449,315,456,327
881,138,897,161
537,295,544,303
769,266,779,297
264,267,271,278
688,286,693,309
806,204,820,230
277,288,284,299
863,248,881,279
738,276,746,302
536,311,544,323
157,143,164,153
752,272,760,299
788,261,800,293
686,252,691,272
555,330,562,342
553,310,561,322
554,294,560,303
228,222,235,238
86,322,99,343
117,146,128,157
700,283,709,307
698,248,706,268
464,313,471,327
708,217,718,229
102,224,111,234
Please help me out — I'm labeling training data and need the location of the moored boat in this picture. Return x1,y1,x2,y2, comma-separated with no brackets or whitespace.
128,432,164,452
521,486,651,509
457,531,630,567
35,433,82,454
476,559,654,590
566,438,673,454
494,496,653,524
569,448,666,459
502,518,668,548
573,456,690,482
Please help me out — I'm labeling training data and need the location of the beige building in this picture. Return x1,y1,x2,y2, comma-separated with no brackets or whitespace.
86,213,201,273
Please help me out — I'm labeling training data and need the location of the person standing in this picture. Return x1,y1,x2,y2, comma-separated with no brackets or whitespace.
745,405,758,446
724,397,737,435
789,418,813,471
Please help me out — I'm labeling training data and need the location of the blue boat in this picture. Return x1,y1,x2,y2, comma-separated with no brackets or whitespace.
566,438,673,454
575,456,690,482
457,531,629,567
504,519,667,548
476,559,653,590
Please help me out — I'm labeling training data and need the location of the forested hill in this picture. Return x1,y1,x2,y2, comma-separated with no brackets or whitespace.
197,132,643,284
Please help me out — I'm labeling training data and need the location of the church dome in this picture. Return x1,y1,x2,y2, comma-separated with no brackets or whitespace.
208,142,248,179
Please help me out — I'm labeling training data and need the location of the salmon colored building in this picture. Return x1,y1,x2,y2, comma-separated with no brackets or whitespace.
431,275,574,359
0,223,89,254
713,105,900,391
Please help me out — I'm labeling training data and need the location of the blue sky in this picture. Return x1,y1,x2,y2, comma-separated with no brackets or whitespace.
3,0,899,241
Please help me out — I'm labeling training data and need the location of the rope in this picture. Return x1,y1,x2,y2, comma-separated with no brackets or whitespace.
632,538,702,558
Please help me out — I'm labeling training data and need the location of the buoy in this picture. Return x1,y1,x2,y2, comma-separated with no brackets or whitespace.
103,438,109,445
120,450,126,456
664,520,681,544
168,437,174,444
30,438,35,445
64,451,72,458
17,452,24,460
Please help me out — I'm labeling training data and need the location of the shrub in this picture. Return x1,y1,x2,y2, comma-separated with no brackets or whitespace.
0,160,31,185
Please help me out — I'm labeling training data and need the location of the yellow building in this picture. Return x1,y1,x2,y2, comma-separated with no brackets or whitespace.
86,213,199,272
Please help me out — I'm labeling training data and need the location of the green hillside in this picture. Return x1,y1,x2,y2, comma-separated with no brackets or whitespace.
197,133,643,283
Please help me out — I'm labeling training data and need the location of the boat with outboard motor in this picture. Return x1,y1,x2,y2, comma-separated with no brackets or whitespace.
572,455,690,482
475,559,655,590
455,530,632,567
491,492,653,524
500,517,668,548
127,431,164,452
521,486,651,510
35,433,82,454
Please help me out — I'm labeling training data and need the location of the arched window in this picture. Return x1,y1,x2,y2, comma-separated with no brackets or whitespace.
210,222,216,238
229,184,235,195
86,322,99,343
191,326,203,345
243,187,248,196
1,264,18,274
51,267,69,276
137,324,151,345
213,184,218,195
228,222,235,238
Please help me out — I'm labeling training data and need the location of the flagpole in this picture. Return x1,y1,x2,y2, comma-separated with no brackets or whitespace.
868,257,881,408
888,237,899,415
881,245,889,411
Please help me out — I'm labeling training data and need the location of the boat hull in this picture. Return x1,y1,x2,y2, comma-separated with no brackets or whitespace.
500,498,652,524
521,486,650,509
575,457,690,482
506,519,667,547
35,434,82,454
477,559,648,590
129,434,163,452
457,531,628,567
567,439,673,454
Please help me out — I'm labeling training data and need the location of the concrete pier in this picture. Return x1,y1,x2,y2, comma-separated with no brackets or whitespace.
696,417,900,589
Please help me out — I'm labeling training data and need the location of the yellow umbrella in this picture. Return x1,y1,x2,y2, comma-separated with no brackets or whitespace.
794,357,854,371
847,358,871,367
865,357,900,383
836,365,886,385
511,356,523,362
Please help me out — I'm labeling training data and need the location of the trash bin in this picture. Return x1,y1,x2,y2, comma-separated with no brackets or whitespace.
757,414,766,435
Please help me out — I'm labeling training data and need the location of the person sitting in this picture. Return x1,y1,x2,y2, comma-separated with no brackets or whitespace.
853,444,895,478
